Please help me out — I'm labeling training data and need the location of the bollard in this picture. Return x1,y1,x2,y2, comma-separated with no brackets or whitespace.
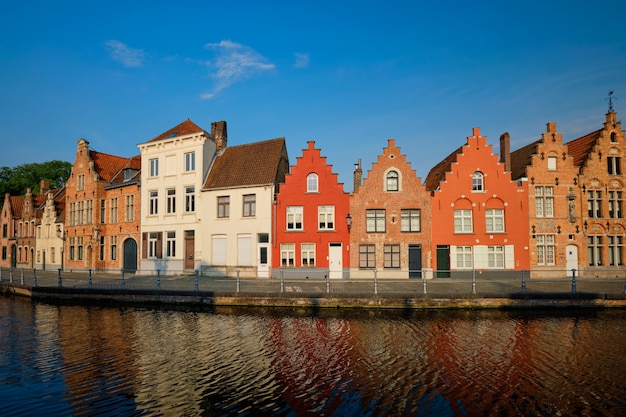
571,269,577,294
521,270,526,295
472,269,476,294
422,272,427,294
0,267,2,280
195,270,199,292
88,269,93,289
280,270,284,293
157,270,161,290
9,268,13,283
236,269,240,293
20,269,24,285
374,269,378,295
326,275,330,293
33,269,37,287
58,268,62,288
121,270,125,289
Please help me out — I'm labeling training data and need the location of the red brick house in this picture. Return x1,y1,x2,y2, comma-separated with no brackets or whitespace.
510,122,581,277
425,128,529,276
0,194,23,268
16,186,47,269
272,140,350,278
65,139,141,271
350,139,432,279
565,111,626,276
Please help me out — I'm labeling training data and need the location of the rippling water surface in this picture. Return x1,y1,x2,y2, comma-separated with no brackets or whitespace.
1,297,625,416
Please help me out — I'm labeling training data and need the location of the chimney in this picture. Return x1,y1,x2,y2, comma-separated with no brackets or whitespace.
40,180,50,195
353,159,363,193
211,121,228,153
499,132,511,172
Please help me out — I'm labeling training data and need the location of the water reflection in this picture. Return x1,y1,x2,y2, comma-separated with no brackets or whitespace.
1,297,625,416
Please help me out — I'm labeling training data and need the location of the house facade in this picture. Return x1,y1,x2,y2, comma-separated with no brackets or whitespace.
201,138,289,278
272,141,350,279
510,122,581,277
35,186,66,271
425,128,529,276
0,194,23,268
566,111,626,276
16,187,46,269
137,120,225,274
350,139,433,279
65,138,141,271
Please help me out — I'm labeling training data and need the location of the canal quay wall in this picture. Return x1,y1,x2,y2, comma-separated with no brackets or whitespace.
2,278,626,310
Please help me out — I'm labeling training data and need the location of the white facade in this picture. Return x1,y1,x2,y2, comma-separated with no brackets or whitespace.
35,191,65,271
138,128,216,274
199,185,275,278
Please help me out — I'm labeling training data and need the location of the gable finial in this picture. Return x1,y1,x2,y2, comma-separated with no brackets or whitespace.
607,90,617,112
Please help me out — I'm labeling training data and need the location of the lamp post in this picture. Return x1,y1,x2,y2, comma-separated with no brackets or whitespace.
56,225,65,272
346,213,352,232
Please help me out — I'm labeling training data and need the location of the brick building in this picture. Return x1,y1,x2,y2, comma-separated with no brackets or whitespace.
566,111,626,276
350,139,432,279
425,128,529,276
65,139,141,271
510,122,582,277
16,187,47,269
0,193,23,268
272,140,350,278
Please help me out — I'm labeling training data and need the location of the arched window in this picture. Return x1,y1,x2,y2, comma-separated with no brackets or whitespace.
386,170,399,191
472,172,484,192
307,173,318,192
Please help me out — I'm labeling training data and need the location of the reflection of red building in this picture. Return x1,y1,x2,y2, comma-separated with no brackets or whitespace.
273,141,350,278
425,128,530,275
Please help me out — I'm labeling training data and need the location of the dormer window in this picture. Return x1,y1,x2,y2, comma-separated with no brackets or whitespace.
307,173,318,192
386,170,399,191
472,172,484,192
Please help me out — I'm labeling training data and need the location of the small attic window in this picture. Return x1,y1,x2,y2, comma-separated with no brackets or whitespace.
167,132,178,138
124,168,134,180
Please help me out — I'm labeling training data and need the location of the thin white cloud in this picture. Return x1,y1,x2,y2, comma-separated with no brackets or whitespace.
104,40,145,68
202,40,275,99
294,52,310,68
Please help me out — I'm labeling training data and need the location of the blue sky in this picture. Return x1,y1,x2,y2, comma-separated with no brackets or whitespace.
2,1,626,190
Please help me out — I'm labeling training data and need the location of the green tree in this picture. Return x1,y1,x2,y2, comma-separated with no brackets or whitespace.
0,160,72,208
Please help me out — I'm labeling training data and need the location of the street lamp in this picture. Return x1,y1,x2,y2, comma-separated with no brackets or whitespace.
56,225,65,271
346,213,352,232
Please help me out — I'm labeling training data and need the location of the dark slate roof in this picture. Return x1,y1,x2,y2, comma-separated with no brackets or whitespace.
509,139,542,180
203,138,287,189
424,146,462,191
566,129,602,168
147,119,206,143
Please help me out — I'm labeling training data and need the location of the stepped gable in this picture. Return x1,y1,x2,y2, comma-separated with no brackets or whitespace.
147,119,206,143
566,129,602,168
424,146,462,191
510,139,542,180
203,138,287,189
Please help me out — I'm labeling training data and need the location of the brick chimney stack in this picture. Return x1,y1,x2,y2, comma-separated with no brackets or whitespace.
499,132,511,173
353,158,362,193
40,180,50,195
212,121,228,153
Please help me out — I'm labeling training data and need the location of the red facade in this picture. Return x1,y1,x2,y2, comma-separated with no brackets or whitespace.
426,128,530,275
272,141,350,278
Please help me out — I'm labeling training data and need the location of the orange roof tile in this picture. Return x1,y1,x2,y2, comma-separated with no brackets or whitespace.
10,196,24,219
510,139,542,180
90,151,132,182
203,138,288,189
424,146,462,191
566,129,602,167
147,119,206,143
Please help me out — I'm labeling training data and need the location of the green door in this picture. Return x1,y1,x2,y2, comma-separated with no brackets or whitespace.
436,245,450,278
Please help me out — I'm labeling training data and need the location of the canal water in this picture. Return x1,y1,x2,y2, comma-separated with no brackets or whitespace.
1,297,625,417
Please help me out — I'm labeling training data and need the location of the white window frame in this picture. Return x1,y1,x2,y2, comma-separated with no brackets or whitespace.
185,186,195,213
149,191,158,215
307,173,318,192
456,246,473,269
166,231,176,258
487,246,504,269
301,243,316,267
535,186,554,217
609,235,623,266
287,206,303,230
472,172,484,192
281,243,295,267
485,209,505,233
454,209,473,233
366,209,386,233
401,209,421,232
166,189,176,214
185,152,196,172
536,234,555,265
318,206,334,230
149,158,159,177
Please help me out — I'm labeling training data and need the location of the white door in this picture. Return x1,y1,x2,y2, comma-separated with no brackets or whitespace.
257,243,269,278
566,244,578,277
328,243,342,279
